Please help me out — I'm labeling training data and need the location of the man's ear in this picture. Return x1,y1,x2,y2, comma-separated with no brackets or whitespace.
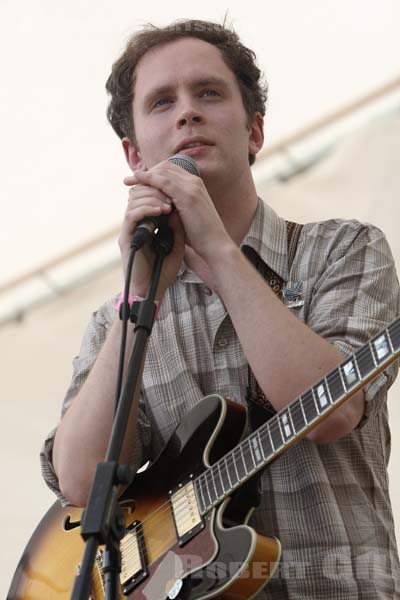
248,112,264,157
121,137,146,171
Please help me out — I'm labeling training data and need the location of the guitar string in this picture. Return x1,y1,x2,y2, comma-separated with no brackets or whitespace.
116,374,399,570
117,323,399,553
120,323,399,552
196,342,394,497
120,324,398,553
193,323,399,503
116,360,390,557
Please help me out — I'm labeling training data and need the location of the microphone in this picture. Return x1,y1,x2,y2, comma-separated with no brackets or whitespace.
130,154,200,250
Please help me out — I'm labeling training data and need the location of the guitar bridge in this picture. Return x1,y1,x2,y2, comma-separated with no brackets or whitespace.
169,478,204,546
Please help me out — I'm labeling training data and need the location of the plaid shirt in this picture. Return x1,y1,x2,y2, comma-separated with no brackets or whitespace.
41,199,400,598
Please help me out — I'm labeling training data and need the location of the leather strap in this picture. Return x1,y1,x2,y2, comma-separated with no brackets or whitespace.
244,220,303,428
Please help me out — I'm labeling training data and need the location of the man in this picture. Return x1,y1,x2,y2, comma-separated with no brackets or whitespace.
41,19,400,598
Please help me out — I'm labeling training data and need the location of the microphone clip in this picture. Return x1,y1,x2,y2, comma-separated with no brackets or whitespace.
152,221,174,255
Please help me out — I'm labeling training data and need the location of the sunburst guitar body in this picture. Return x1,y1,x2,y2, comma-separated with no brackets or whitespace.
10,316,400,599
8,395,281,600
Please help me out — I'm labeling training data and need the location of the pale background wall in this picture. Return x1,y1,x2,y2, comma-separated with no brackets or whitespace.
1,0,400,284
1,0,400,597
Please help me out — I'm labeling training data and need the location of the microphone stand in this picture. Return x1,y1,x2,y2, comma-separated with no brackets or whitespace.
71,223,174,600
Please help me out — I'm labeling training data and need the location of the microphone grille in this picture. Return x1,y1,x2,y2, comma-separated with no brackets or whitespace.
168,154,200,177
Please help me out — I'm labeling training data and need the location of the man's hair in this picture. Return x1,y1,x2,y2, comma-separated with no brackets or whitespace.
105,19,268,165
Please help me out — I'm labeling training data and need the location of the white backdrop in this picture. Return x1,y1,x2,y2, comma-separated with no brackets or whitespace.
1,0,399,285
2,1,400,597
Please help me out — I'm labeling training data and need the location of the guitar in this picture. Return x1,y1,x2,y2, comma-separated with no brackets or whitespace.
8,318,400,600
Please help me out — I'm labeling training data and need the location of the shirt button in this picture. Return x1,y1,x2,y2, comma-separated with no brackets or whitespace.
217,337,228,348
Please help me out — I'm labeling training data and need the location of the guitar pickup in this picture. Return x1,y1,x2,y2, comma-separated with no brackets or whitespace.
120,520,148,595
169,479,204,546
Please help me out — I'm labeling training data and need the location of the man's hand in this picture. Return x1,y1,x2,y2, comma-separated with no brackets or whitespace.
120,165,185,299
123,160,233,266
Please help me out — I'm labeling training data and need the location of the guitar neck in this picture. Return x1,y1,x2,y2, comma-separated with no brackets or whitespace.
194,317,400,514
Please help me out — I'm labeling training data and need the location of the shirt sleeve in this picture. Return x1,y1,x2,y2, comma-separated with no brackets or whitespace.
305,220,400,427
40,296,152,506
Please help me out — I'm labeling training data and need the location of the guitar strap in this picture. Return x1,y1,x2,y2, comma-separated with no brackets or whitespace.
243,220,303,432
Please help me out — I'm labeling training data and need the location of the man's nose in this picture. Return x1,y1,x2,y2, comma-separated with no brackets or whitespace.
177,107,203,128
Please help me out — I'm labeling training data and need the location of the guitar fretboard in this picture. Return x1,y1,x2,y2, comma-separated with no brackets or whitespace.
194,318,400,514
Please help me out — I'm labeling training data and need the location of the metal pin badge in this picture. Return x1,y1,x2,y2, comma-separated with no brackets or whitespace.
282,281,304,308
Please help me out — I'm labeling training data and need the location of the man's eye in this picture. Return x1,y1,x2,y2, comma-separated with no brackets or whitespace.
202,89,219,97
153,98,171,108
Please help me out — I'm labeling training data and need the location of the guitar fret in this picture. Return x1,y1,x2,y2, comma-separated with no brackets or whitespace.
257,431,266,460
369,341,378,367
269,418,284,451
240,444,250,474
324,377,333,403
354,345,372,379
301,390,319,424
277,415,286,443
338,365,347,393
248,439,256,465
235,446,246,480
212,470,219,500
326,369,346,403
228,456,239,488
387,328,395,354
267,423,276,453
280,410,295,441
202,477,212,508
288,406,296,433
243,439,255,473
299,396,308,425
200,479,208,513
214,464,225,498
222,457,232,490
196,480,206,514
260,426,273,458
209,471,218,504
389,320,400,351
353,354,362,380
311,388,321,415
249,434,262,468
232,451,240,484
291,398,307,433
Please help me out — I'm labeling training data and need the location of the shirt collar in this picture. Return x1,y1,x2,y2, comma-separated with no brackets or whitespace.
178,198,289,282
241,198,289,281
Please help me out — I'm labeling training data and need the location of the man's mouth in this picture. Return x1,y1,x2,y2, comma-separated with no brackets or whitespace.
175,137,213,154
180,141,207,149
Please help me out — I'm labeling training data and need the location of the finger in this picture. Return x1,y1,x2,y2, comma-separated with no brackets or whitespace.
123,162,148,182
124,174,139,185
127,187,172,205
123,159,189,185
128,170,174,197
126,200,172,219
121,205,173,239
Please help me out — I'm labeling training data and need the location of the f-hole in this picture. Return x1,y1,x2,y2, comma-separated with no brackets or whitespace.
63,514,81,531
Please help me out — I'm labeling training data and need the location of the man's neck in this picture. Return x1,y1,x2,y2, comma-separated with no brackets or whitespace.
184,172,259,276
208,169,259,246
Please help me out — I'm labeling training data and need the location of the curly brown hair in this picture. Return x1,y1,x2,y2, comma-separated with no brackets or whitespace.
105,19,268,165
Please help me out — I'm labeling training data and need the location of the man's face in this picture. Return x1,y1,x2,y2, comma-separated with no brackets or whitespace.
125,37,263,185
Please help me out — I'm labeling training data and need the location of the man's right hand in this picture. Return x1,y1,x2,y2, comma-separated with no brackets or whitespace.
119,175,186,300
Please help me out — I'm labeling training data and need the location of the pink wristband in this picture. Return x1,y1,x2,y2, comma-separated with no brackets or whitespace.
114,292,162,319
114,292,140,312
